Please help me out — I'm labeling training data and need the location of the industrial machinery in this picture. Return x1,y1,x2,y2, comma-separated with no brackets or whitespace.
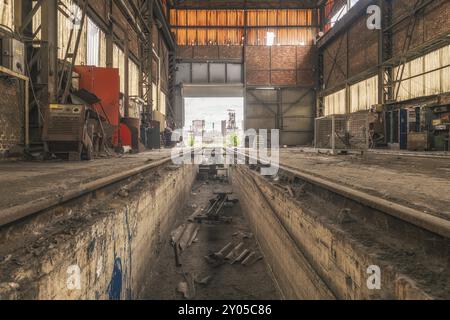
1,37,25,74
42,104,93,161
74,66,121,147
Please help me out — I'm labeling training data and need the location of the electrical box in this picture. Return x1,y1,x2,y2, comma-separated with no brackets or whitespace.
1,37,25,74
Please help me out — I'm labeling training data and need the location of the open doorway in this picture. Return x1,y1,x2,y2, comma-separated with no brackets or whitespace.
184,97,244,147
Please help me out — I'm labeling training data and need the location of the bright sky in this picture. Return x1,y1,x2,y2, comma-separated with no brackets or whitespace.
184,97,244,132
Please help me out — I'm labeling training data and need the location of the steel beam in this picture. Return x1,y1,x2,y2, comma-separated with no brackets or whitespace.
40,0,58,105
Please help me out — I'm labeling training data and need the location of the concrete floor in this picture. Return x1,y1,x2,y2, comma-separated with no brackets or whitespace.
141,180,281,300
1,149,449,300
278,149,450,219
2,149,449,220
0,150,171,211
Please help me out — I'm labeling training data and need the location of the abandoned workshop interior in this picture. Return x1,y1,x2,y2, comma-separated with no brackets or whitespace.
0,0,449,302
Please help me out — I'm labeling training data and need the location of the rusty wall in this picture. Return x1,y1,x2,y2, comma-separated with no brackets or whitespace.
392,0,450,57
177,45,244,61
87,0,168,62
246,87,315,146
320,0,450,93
110,1,139,59
246,45,317,87
86,1,171,92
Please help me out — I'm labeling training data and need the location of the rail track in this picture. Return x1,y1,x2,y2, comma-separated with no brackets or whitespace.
0,156,174,228
2,147,449,241
228,148,450,240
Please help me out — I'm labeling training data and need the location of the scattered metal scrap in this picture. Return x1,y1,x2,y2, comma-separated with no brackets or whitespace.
190,192,238,223
177,272,196,299
171,223,200,267
204,241,263,268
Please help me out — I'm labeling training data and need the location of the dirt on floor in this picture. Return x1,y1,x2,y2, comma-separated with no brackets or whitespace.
278,149,450,220
0,150,171,212
141,178,281,300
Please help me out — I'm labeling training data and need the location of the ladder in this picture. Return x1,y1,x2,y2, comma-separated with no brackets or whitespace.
57,0,88,103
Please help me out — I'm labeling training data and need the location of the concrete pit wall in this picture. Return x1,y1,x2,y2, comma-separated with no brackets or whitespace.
231,165,447,300
0,164,197,300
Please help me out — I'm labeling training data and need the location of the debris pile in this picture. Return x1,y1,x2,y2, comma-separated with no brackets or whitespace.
170,177,263,300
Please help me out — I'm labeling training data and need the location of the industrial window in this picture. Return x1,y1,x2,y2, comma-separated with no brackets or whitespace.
57,0,87,65
324,89,346,116
349,75,378,113
0,0,14,31
87,17,100,66
32,3,41,44
32,0,88,64
152,83,159,111
113,44,125,93
99,29,107,67
324,0,360,32
128,60,140,118
129,60,140,98
395,44,450,102
170,9,318,46
160,92,166,116
266,32,275,46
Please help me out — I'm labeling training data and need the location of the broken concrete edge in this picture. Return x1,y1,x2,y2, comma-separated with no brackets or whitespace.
232,165,439,300
0,165,198,300
236,148,450,239
0,157,174,228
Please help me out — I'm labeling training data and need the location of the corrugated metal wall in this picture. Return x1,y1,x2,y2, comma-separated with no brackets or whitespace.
323,75,378,116
395,44,450,101
350,75,378,113
324,89,346,116
246,88,315,146
113,44,125,91
170,9,317,46
0,0,13,29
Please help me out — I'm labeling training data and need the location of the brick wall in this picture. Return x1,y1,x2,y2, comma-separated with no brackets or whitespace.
246,45,317,87
176,45,244,61
321,0,450,93
0,78,23,158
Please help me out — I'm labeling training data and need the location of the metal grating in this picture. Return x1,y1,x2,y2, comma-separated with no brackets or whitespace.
315,112,369,151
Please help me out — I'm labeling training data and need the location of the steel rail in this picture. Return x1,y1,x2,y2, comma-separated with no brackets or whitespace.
0,156,173,228
231,148,450,239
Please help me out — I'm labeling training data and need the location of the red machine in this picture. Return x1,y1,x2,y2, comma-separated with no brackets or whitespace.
120,123,132,148
74,66,121,147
